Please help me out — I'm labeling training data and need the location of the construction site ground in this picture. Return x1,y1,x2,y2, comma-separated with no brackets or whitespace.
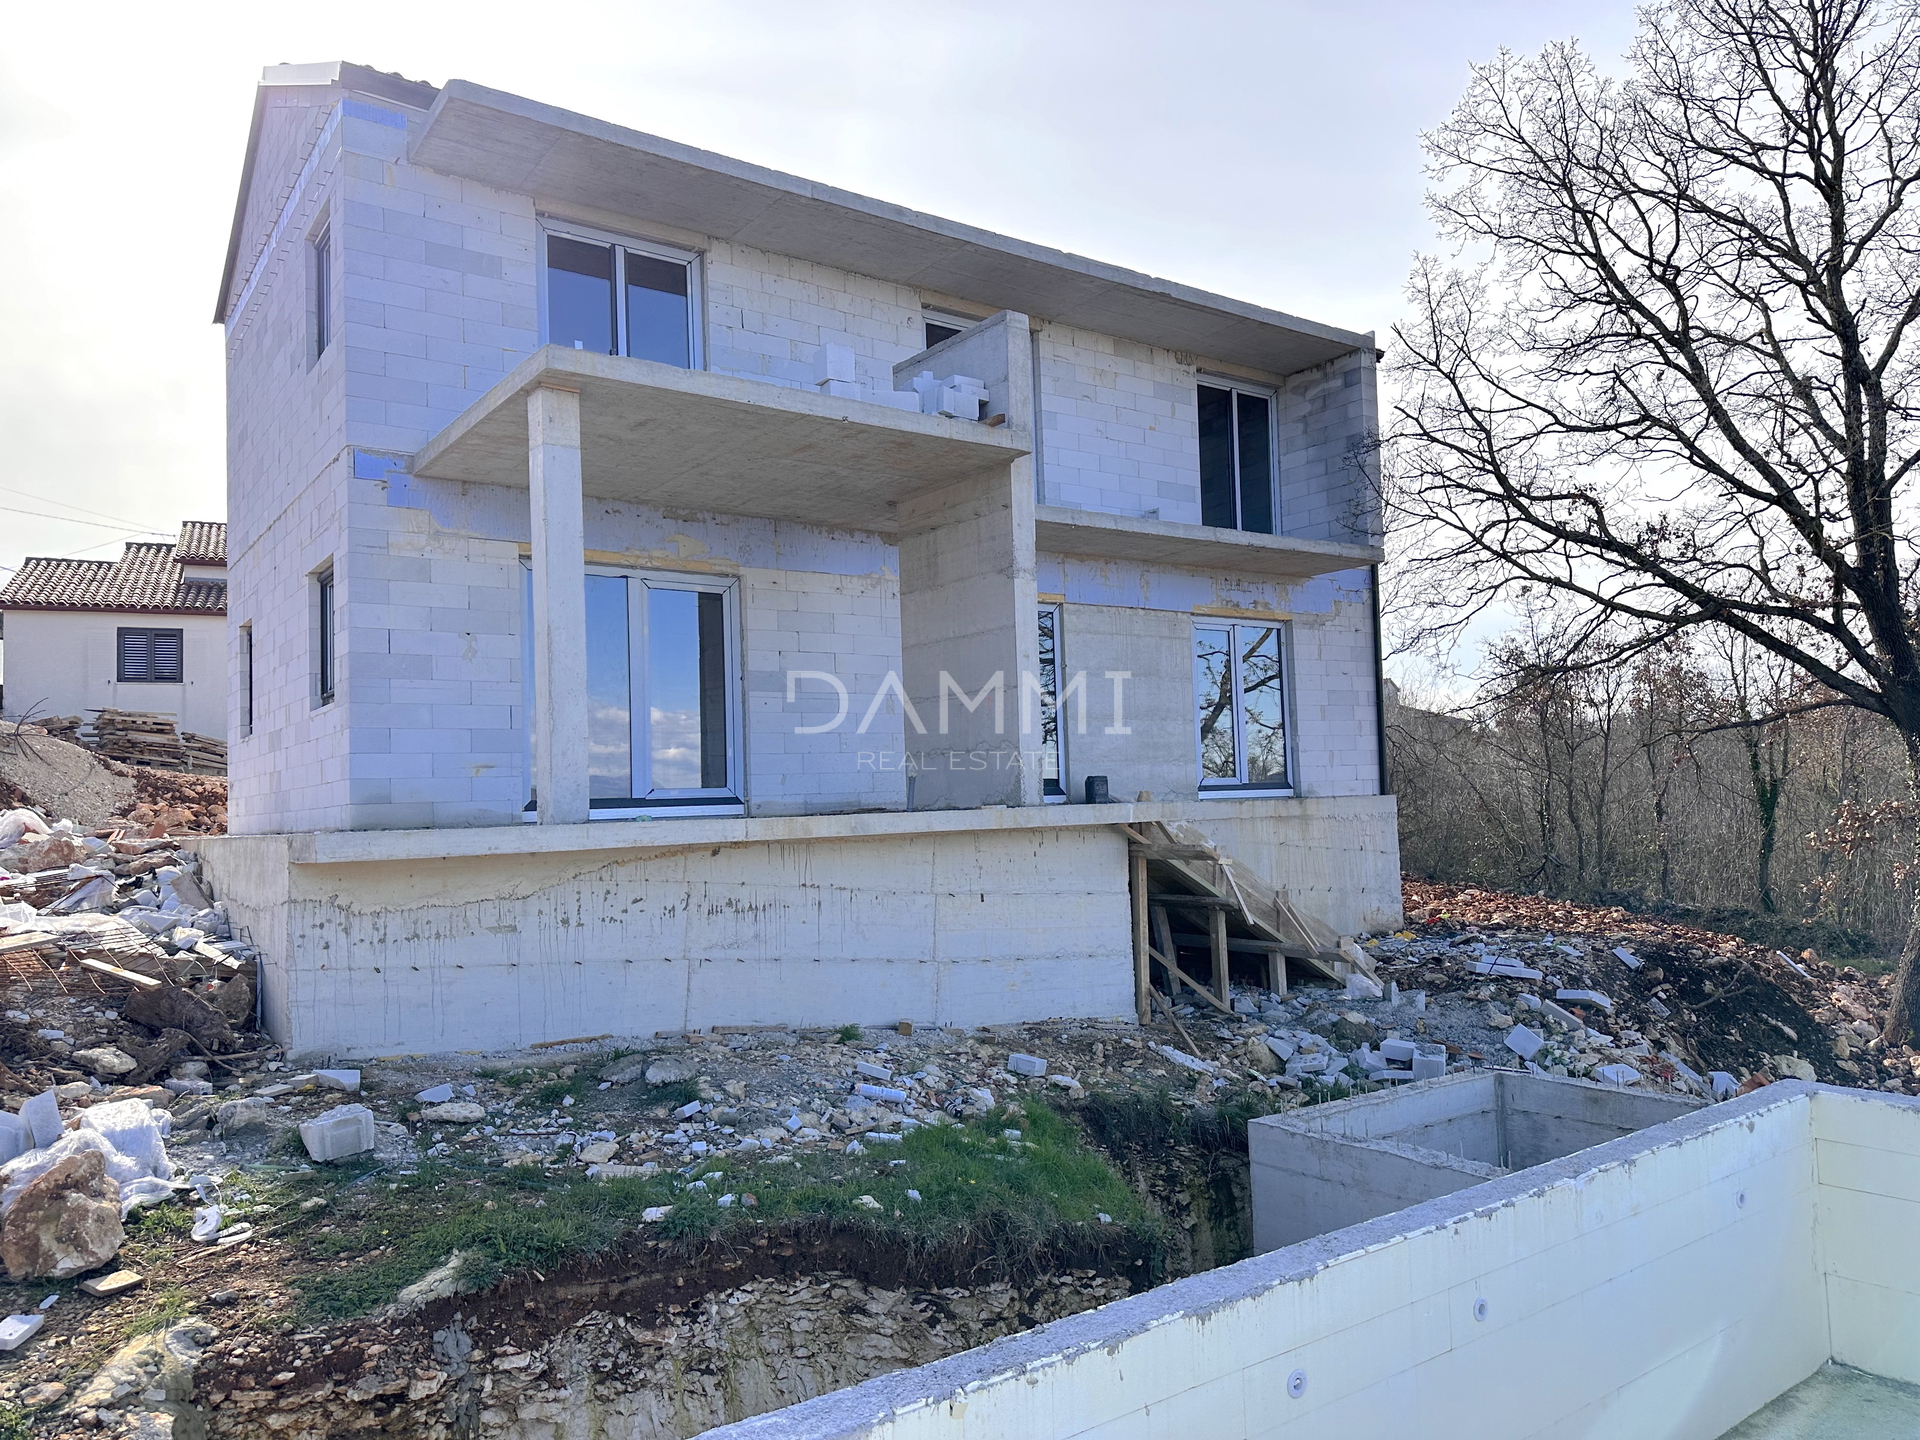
0,866,1909,1438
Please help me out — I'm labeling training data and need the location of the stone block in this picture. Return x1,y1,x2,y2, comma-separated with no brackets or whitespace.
1006,1054,1047,1077
1556,989,1614,1013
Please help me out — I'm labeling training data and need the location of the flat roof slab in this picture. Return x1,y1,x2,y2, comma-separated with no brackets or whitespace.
411,346,1029,533
412,81,1373,379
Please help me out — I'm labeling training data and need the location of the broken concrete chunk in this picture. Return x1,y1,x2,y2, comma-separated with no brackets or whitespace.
313,1069,361,1093
1556,989,1614,1013
1595,1064,1642,1086
1005,1054,1047,1077
641,1205,674,1222
414,1084,455,1105
19,1089,62,1150
420,1102,486,1123
0,1314,44,1350
577,1140,619,1165
1612,946,1643,969
1504,1025,1546,1061
299,1104,376,1162
1661,1052,1705,1087
1710,1071,1739,1099
853,1060,893,1082
672,1100,703,1120
1379,1039,1419,1063
642,1057,697,1086
1411,1049,1448,1081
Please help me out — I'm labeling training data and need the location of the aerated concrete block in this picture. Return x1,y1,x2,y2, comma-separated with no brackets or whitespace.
19,1089,60,1150
1006,1054,1047,1077
300,1103,376,1162
0,1112,28,1165
1505,1025,1545,1061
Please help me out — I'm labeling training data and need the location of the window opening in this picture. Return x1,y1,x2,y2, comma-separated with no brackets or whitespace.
1197,382,1276,533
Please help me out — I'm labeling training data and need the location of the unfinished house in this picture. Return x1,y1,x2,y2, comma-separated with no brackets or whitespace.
199,62,1400,1057
0,523,229,741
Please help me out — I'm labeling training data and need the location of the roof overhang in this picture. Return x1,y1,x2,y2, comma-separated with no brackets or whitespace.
1035,505,1380,581
412,346,1030,534
411,81,1372,378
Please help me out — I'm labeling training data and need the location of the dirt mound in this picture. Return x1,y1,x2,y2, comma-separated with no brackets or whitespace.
107,766,228,835
0,728,136,827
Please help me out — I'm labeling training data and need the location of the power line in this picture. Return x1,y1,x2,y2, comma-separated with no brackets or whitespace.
0,503,171,536
0,483,175,532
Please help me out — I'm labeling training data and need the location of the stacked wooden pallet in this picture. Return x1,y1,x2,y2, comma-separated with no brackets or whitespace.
87,710,227,775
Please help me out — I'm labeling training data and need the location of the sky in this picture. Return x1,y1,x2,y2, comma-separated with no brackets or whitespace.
0,0,1640,623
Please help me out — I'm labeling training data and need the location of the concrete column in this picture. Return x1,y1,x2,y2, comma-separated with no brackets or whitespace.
895,311,1040,809
528,385,589,825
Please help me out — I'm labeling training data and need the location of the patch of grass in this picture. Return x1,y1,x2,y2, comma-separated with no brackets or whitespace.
124,1283,196,1337
647,1077,700,1108
835,1024,862,1044
281,1097,1157,1322
0,1404,29,1440
1076,1086,1293,1161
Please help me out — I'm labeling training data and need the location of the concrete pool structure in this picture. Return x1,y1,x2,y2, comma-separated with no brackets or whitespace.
699,1081,1920,1440
1248,1070,1703,1250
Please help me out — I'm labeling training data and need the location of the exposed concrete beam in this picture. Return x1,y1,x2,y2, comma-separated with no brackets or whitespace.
527,385,589,825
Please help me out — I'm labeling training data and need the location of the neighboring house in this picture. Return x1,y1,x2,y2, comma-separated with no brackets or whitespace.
0,523,228,738
199,62,1401,1056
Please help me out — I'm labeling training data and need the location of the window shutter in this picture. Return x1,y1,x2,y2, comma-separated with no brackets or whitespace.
152,630,184,684
118,629,151,683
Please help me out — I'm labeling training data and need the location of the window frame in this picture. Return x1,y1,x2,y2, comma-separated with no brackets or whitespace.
1196,375,1279,534
115,627,184,685
312,222,332,360
1037,601,1067,801
521,562,744,819
536,219,704,370
1192,619,1294,795
240,622,254,738
314,567,336,709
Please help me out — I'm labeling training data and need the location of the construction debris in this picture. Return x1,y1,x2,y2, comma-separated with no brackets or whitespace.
40,710,227,776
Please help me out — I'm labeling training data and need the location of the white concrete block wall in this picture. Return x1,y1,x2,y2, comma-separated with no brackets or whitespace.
706,241,926,394
1276,349,1380,546
1035,324,1203,524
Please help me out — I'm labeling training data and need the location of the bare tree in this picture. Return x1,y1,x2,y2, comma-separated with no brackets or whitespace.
1388,0,1920,1039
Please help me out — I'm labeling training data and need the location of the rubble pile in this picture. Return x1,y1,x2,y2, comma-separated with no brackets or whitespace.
1395,880,1910,1093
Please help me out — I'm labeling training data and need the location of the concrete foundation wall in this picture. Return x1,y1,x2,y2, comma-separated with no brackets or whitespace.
0,610,227,738
201,821,1134,1057
706,1084,1908,1440
1249,1074,1701,1252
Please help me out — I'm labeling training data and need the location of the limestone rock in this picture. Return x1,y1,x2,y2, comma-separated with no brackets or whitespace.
0,1149,124,1280
644,1056,698,1086
1774,1054,1818,1083
73,1046,138,1078
1242,1036,1280,1074
75,1319,216,1424
420,1102,485,1123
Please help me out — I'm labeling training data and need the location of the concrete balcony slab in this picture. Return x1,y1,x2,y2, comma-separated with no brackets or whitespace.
411,345,1029,533
1034,504,1381,580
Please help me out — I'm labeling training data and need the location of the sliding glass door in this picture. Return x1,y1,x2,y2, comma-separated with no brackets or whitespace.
528,566,741,814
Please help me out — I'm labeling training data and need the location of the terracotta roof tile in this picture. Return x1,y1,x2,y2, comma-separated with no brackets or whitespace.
0,525,227,615
174,521,226,565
